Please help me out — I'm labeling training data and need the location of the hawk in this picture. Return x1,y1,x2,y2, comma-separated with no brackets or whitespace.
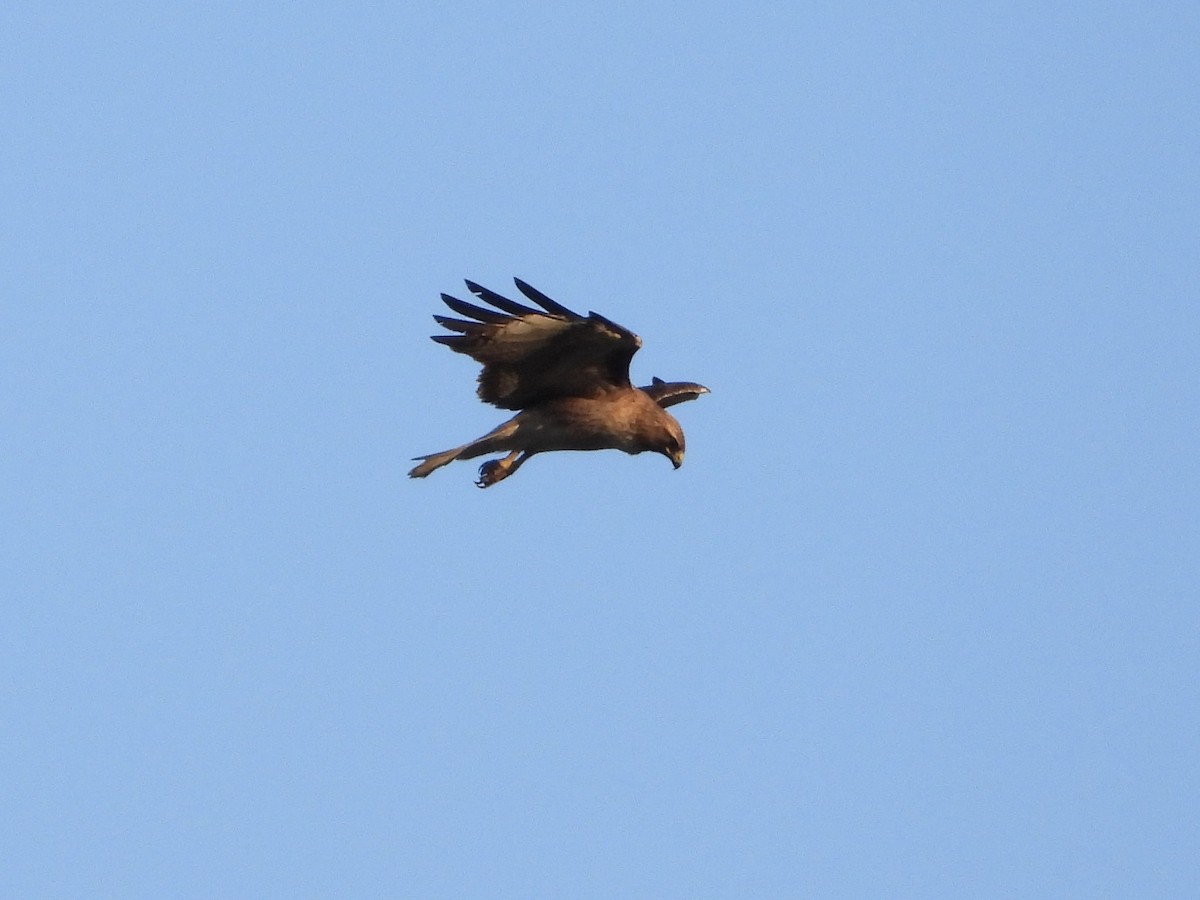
409,278,709,487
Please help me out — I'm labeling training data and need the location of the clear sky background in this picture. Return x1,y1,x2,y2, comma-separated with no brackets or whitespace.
4,3,1198,897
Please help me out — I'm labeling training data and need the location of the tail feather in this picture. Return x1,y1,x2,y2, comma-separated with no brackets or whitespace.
408,417,522,480
408,447,466,478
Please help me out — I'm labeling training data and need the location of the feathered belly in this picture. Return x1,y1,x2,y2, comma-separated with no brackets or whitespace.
521,395,650,453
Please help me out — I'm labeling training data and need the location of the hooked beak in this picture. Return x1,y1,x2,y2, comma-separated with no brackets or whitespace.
668,448,684,470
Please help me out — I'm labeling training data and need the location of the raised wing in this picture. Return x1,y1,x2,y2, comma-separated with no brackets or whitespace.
640,376,711,409
431,279,642,410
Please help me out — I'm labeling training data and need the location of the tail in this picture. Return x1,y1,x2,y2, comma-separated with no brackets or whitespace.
408,417,521,479
408,446,468,478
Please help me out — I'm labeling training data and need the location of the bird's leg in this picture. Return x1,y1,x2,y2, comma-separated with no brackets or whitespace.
476,451,532,488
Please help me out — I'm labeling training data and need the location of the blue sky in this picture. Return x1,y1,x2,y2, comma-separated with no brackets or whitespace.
5,2,1198,896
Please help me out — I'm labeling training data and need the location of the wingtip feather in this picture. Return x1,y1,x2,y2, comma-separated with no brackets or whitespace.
465,279,540,317
440,293,508,324
514,277,576,317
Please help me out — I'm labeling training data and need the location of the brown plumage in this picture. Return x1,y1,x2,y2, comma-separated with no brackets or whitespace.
409,278,709,487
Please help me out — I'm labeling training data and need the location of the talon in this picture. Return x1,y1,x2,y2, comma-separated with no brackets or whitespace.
476,459,505,488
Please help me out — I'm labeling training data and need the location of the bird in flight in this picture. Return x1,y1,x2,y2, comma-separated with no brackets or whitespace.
409,278,709,488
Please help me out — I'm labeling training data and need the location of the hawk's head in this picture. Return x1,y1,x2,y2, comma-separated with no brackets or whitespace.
653,413,686,470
